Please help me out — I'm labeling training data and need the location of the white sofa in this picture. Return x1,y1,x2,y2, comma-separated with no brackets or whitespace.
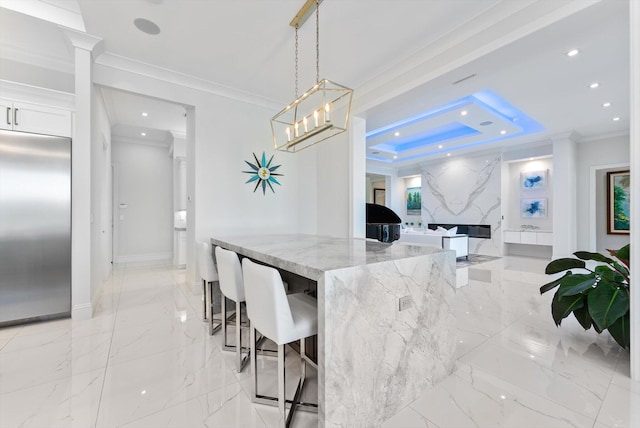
397,229,469,259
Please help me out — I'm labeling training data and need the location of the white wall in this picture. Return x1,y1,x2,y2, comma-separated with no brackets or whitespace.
507,158,553,231
93,63,311,286
421,152,502,255
576,134,630,250
112,140,173,262
596,167,630,251
91,89,112,306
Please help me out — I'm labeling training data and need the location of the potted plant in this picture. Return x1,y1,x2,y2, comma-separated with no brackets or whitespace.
540,244,630,349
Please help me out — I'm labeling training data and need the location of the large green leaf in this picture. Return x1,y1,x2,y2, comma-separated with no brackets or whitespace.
608,244,630,270
545,258,586,274
573,302,592,330
607,312,630,349
557,273,597,298
588,284,630,331
574,251,614,264
551,293,584,326
540,272,571,294
595,266,626,285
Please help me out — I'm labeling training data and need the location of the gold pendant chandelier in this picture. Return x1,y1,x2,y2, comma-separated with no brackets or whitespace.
271,0,353,153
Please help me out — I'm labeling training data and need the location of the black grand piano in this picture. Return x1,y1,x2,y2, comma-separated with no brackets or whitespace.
366,203,402,243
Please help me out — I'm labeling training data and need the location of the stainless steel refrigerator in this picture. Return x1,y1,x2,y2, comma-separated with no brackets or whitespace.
0,129,71,325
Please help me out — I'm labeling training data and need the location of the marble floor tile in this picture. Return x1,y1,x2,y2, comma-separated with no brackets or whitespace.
1,258,638,428
0,368,104,428
97,342,237,427
108,313,207,366
118,384,267,428
410,364,595,428
455,328,490,358
0,325,22,340
381,406,440,428
596,383,640,428
460,338,608,417
0,331,112,395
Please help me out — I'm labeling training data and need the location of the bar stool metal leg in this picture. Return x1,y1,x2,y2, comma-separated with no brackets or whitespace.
278,343,286,428
202,279,208,321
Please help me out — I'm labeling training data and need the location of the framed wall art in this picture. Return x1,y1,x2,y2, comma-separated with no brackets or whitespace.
607,170,630,235
406,187,421,215
521,170,547,190
521,198,547,218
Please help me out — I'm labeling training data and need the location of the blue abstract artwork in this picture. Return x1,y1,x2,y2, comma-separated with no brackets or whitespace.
521,198,547,218
522,170,546,189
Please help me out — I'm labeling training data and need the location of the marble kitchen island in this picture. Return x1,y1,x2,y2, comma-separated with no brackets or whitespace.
210,234,457,428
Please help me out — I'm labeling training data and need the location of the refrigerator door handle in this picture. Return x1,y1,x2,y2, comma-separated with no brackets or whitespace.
13,108,18,126
6,107,10,125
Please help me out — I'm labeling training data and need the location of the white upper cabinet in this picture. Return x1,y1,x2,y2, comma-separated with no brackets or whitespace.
1,99,72,138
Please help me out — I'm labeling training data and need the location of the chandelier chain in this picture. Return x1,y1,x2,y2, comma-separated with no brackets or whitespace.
295,25,299,99
316,0,320,83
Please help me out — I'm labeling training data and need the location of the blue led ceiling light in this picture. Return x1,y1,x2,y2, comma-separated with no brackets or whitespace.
366,89,544,163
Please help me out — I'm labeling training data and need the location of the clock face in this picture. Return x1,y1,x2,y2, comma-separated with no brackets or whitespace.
258,167,270,180
242,152,283,195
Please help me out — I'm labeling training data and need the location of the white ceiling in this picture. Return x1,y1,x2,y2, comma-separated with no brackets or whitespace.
100,87,187,145
0,0,630,168
365,0,629,166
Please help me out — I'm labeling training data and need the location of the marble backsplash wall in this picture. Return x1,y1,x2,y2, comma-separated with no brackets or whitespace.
421,153,502,256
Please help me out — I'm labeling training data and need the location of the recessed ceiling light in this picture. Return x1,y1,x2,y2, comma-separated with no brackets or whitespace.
500,130,506,135
142,112,148,117
589,82,599,89
438,145,443,149
141,132,146,136
446,153,451,157
566,49,580,57
613,117,621,121
460,110,468,116
529,158,534,161
394,132,400,136
602,102,611,107
134,18,161,35
393,155,397,159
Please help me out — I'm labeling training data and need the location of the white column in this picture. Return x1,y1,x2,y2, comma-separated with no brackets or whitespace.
629,0,640,383
350,117,366,238
61,29,102,320
551,132,578,259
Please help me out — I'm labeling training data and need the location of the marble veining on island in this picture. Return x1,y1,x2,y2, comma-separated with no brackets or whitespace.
210,234,457,428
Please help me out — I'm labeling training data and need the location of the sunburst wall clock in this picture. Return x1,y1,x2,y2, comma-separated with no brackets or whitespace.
243,152,283,195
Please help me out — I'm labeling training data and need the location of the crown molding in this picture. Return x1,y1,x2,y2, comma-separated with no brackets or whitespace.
353,0,600,115
59,27,103,58
0,41,74,74
0,79,74,109
1,0,85,31
94,52,283,111
577,129,630,143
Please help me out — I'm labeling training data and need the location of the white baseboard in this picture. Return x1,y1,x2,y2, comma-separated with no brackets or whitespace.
71,303,92,320
114,252,172,264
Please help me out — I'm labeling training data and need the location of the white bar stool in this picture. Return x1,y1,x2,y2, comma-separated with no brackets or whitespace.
215,246,251,372
242,258,318,428
196,241,218,325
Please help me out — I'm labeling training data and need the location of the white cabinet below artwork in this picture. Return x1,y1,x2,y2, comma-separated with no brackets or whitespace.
504,230,553,246
1,98,72,137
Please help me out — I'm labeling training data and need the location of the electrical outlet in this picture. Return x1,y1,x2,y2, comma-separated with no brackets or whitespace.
399,295,413,312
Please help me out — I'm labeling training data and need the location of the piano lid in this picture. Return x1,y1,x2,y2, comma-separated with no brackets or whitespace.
366,203,401,224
